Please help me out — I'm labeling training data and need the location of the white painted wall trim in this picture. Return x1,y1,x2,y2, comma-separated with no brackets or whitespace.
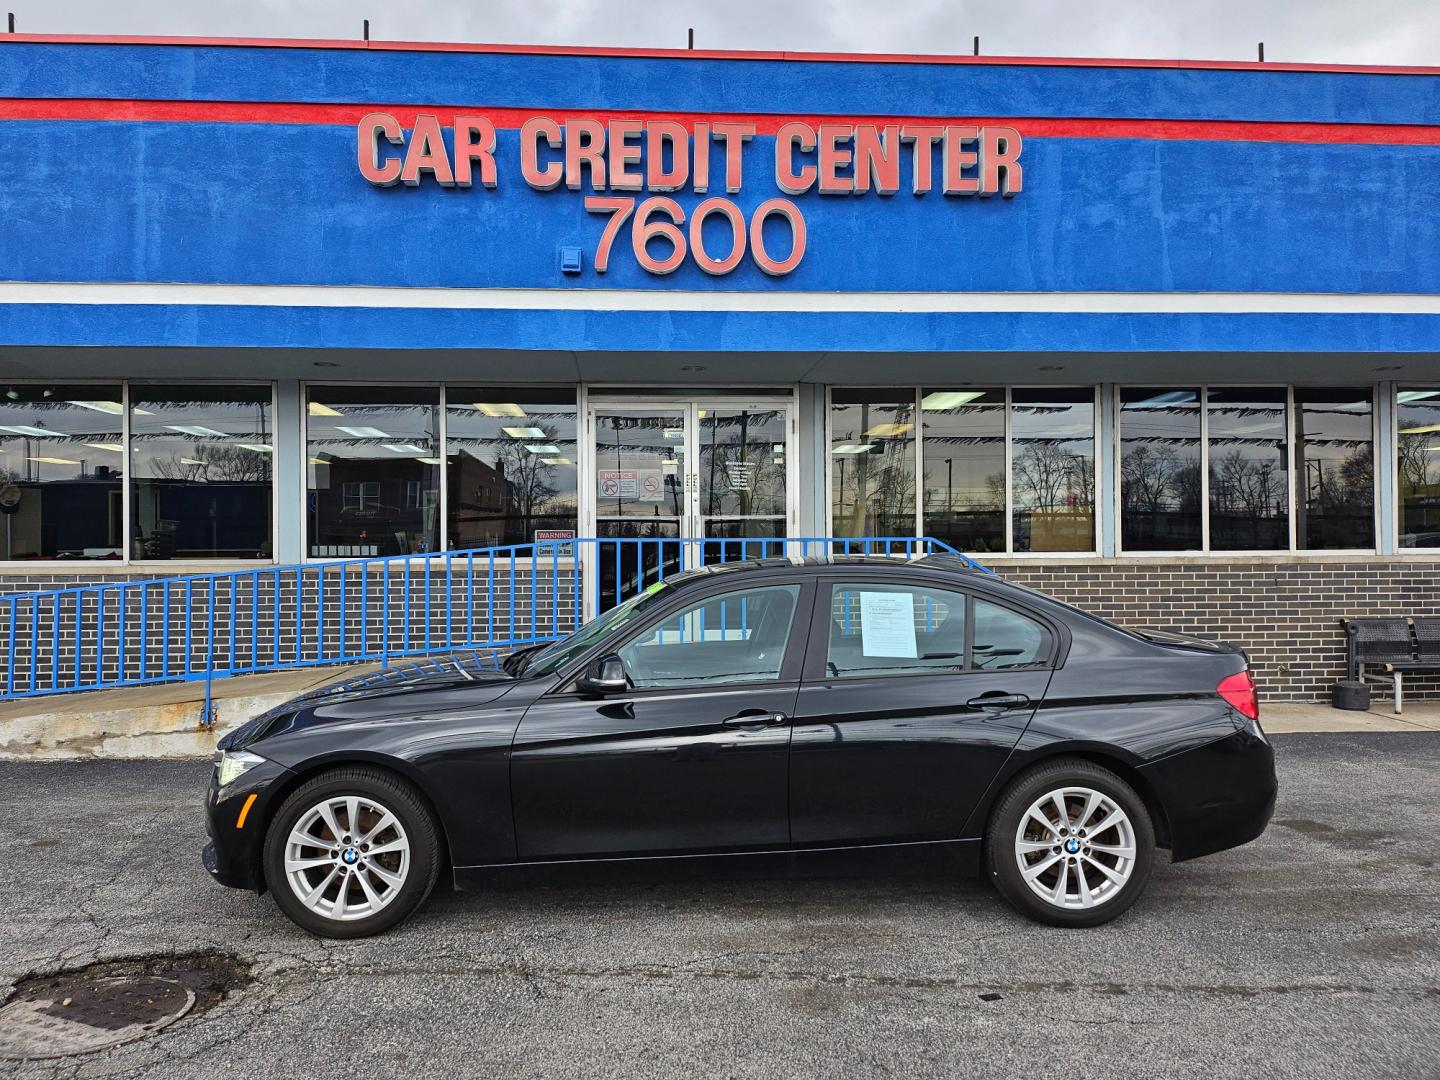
2,281,1439,315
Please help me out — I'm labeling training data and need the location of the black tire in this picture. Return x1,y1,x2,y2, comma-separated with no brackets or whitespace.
984,757,1155,928
263,766,442,939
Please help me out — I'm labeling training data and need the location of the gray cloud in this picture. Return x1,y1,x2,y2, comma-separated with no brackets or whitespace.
6,0,1438,65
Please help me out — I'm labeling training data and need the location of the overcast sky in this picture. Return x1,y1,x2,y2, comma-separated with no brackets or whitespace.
8,0,1438,66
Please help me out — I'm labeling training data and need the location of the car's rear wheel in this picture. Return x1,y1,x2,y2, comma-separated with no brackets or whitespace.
985,758,1155,928
263,766,441,938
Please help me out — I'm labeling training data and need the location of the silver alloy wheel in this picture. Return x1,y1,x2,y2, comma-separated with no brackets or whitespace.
284,795,411,922
1013,785,1137,910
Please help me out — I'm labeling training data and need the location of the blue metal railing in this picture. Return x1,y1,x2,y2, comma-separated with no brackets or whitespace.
0,535,980,722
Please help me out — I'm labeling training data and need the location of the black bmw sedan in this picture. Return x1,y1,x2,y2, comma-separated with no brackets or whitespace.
203,555,1276,938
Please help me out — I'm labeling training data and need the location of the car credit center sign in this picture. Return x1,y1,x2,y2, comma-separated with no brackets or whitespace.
357,114,1023,276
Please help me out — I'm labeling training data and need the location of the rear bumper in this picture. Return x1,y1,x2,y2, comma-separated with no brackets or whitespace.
1139,724,1277,862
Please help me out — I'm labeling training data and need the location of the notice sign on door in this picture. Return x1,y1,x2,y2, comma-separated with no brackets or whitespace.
598,469,665,501
859,591,918,658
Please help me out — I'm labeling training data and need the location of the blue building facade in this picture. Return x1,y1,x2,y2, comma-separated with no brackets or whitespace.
0,35,1437,697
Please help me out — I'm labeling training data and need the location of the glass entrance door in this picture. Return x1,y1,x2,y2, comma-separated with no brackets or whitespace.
585,397,794,612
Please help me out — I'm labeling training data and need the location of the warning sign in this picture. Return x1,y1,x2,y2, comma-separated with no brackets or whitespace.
598,469,639,499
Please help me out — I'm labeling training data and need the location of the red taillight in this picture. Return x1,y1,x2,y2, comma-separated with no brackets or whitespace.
1217,670,1259,720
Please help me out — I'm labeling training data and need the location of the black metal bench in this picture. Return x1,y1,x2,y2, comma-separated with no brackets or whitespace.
1342,617,1440,714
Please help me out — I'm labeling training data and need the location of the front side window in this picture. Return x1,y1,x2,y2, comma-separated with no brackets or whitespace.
1398,388,1440,548
307,386,440,558
0,385,123,560
1294,388,1374,550
830,390,916,538
1119,388,1201,551
445,389,578,549
617,584,802,688
129,384,274,559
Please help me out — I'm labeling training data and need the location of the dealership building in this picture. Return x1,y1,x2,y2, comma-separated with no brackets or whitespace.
0,33,1437,701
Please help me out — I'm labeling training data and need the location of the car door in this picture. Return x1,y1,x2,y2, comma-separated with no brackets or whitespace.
510,577,813,859
789,576,1057,846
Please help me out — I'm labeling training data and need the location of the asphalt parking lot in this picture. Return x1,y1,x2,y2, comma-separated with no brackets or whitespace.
1,732,1438,1079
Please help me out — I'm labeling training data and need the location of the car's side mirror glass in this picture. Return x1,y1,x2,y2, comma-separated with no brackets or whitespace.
575,654,629,695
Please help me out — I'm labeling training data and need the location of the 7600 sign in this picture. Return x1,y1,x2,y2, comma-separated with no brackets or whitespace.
585,196,806,277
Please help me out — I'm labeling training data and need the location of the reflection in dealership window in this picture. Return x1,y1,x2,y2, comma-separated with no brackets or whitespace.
1208,387,1289,550
1294,389,1373,550
1398,388,1440,548
445,389,578,549
830,390,916,538
129,385,273,559
1011,389,1095,553
0,385,123,560
1120,388,1202,551
307,386,440,557
921,389,1005,554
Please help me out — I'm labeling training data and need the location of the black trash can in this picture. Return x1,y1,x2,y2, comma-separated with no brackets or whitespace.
1332,679,1370,711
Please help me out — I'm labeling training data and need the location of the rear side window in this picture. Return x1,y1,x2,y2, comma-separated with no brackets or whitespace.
826,584,968,678
824,584,1051,678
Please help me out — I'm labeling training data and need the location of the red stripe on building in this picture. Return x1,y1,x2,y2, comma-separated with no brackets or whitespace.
0,99,1438,146
1,33,1439,76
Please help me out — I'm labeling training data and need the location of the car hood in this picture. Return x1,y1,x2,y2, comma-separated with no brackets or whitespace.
219,654,517,751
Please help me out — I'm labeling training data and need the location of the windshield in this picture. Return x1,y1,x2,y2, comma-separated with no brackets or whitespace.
522,583,674,678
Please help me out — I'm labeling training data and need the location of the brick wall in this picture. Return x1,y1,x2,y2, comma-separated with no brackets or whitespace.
993,557,1440,701
2,556,1437,702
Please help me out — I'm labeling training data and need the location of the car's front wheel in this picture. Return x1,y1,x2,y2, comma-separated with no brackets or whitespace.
985,758,1155,928
263,766,441,938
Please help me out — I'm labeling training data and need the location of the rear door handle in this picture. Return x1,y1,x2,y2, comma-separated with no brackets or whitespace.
965,692,1031,710
722,710,789,727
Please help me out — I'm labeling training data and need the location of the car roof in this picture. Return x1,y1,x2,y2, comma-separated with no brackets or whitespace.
658,553,992,588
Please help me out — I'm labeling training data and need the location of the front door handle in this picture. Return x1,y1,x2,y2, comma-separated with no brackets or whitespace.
965,692,1031,710
722,710,789,727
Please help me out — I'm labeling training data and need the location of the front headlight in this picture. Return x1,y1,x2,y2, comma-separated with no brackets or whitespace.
214,749,266,789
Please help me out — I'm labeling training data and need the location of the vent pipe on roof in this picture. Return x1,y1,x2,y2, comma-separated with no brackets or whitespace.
6,13,13,33
688,27,694,49
363,19,370,42
973,35,980,56
1257,41,1265,62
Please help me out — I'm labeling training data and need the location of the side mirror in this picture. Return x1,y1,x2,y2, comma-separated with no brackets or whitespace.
576,654,629,695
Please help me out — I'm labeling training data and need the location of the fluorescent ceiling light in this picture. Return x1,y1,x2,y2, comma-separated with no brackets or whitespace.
27,455,79,465
502,426,547,439
541,457,573,465
336,426,388,439
1398,391,1440,404
237,443,273,453
384,443,425,454
1127,391,1196,409
85,442,124,452
475,402,525,417
417,456,443,465
832,442,879,455
921,391,986,410
308,401,344,417
309,456,329,465
525,444,561,455
180,457,207,466
0,425,55,437
68,400,145,415
1400,424,1440,435
863,423,912,437
166,424,228,438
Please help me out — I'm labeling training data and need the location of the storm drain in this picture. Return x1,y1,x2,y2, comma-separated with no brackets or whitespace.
0,951,251,1061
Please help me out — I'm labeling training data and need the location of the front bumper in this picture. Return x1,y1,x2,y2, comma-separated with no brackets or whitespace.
203,755,296,892
1139,723,1277,862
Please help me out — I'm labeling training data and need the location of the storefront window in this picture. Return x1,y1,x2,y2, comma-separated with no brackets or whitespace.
1011,389,1095,553
1294,389,1374,550
921,389,1005,553
307,386,440,557
129,385,273,559
0,385,123,560
1397,389,1440,548
830,390,916,538
1120,388,1201,551
1208,387,1289,550
444,389,578,549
